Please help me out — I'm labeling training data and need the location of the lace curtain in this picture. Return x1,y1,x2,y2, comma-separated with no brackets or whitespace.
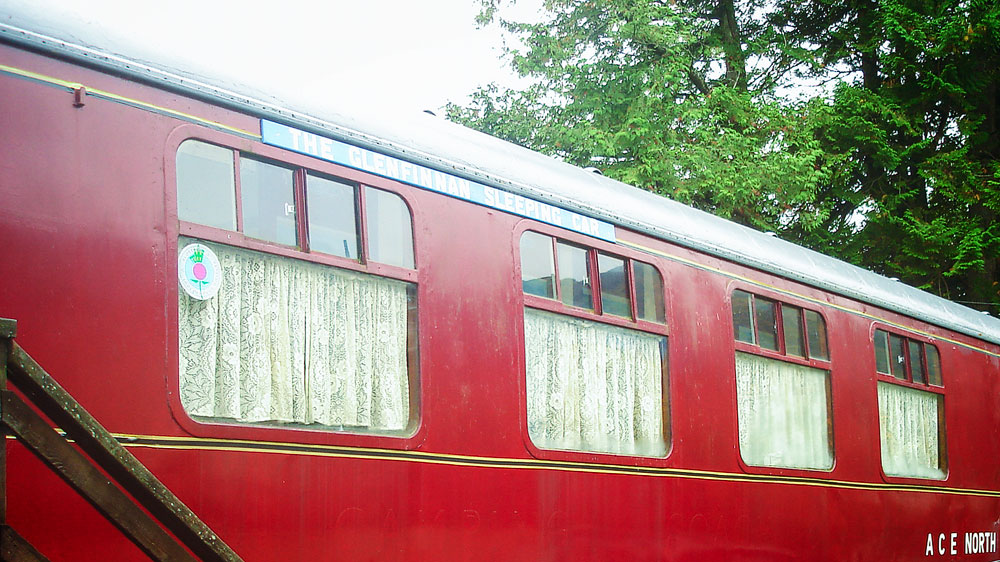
178,239,411,432
523,308,666,457
735,352,832,470
877,382,944,479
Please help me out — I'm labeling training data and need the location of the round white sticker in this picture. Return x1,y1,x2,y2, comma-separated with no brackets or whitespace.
178,243,222,300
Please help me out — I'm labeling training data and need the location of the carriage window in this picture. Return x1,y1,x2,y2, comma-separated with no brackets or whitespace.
176,140,236,230
732,290,755,343
634,261,665,323
519,232,665,323
805,310,829,361
735,352,833,470
521,231,556,298
782,305,805,357
598,253,630,318
874,329,939,386
731,291,829,361
519,231,669,458
307,173,358,259
872,329,945,479
365,186,414,269
730,290,833,471
175,140,419,437
754,297,779,351
557,241,593,310
240,157,296,246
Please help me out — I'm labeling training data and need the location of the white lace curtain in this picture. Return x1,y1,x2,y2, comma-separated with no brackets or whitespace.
735,352,833,470
178,239,411,432
877,382,944,479
523,308,666,457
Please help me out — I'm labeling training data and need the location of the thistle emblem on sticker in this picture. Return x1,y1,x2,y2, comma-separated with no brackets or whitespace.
178,242,221,300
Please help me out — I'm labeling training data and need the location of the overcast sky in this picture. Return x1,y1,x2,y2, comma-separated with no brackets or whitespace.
1,0,542,114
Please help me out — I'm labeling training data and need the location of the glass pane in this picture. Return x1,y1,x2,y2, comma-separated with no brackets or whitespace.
307,174,358,259
735,352,833,470
926,345,942,386
523,308,667,457
732,290,755,344
365,187,414,269
520,232,555,298
888,334,907,380
909,341,926,384
598,253,631,318
240,157,296,246
754,297,779,351
874,330,890,374
557,242,593,310
177,237,416,435
877,382,945,479
804,310,830,361
634,261,665,323
782,306,805,357
176,140,236,230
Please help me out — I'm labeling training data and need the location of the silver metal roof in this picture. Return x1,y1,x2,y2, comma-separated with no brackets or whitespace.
3,14,999,347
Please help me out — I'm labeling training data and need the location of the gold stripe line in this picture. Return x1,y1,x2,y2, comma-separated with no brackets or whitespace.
0,63,260,139
106,433,1000,498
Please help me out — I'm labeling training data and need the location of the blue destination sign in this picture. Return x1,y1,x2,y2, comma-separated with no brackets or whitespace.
260,119,616,243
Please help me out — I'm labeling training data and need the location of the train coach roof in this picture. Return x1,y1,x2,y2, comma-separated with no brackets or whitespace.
3,16,1000,347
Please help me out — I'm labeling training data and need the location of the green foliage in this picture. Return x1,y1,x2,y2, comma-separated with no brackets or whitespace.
450,0,1000,313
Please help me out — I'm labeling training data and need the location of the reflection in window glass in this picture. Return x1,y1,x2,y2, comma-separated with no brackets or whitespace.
634,262,665,323
754,297,779,351
307,174,358,259
520,232,556,298
557,242,592,310
889,334,907,380
176,140,236,230
732,290,755,344
240,157,296,246
874,330,890,374
598,254,631,318
909,340,926,384
365,187,414,269
926,345,942,386
782,306,805,358
804,310,829,361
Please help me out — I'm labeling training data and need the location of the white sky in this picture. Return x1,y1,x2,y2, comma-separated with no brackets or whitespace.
2,0,543,114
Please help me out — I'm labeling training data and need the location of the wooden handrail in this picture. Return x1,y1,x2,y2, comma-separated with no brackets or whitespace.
0,319,243,561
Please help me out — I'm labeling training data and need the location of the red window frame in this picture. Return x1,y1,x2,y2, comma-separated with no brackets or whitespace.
515,222,672,465
165,125,424,450
519,228,669,337
731,288,831,370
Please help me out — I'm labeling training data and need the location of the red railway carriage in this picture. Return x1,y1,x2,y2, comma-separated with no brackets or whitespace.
1,16,999,562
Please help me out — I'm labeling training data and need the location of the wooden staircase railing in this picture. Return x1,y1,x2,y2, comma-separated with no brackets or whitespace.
0,318,243,561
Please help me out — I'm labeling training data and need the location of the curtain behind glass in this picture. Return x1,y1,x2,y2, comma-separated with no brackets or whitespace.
735,352,832,470
524,308,666,457
877,382,944,479
178,239,410,432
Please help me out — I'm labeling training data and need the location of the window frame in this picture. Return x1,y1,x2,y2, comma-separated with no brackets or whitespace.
175,136,418,285
165,125,425,450
728,284,836,476
519,226,669,338
870,324,948,482
515,222,672,466
730,288,832,372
